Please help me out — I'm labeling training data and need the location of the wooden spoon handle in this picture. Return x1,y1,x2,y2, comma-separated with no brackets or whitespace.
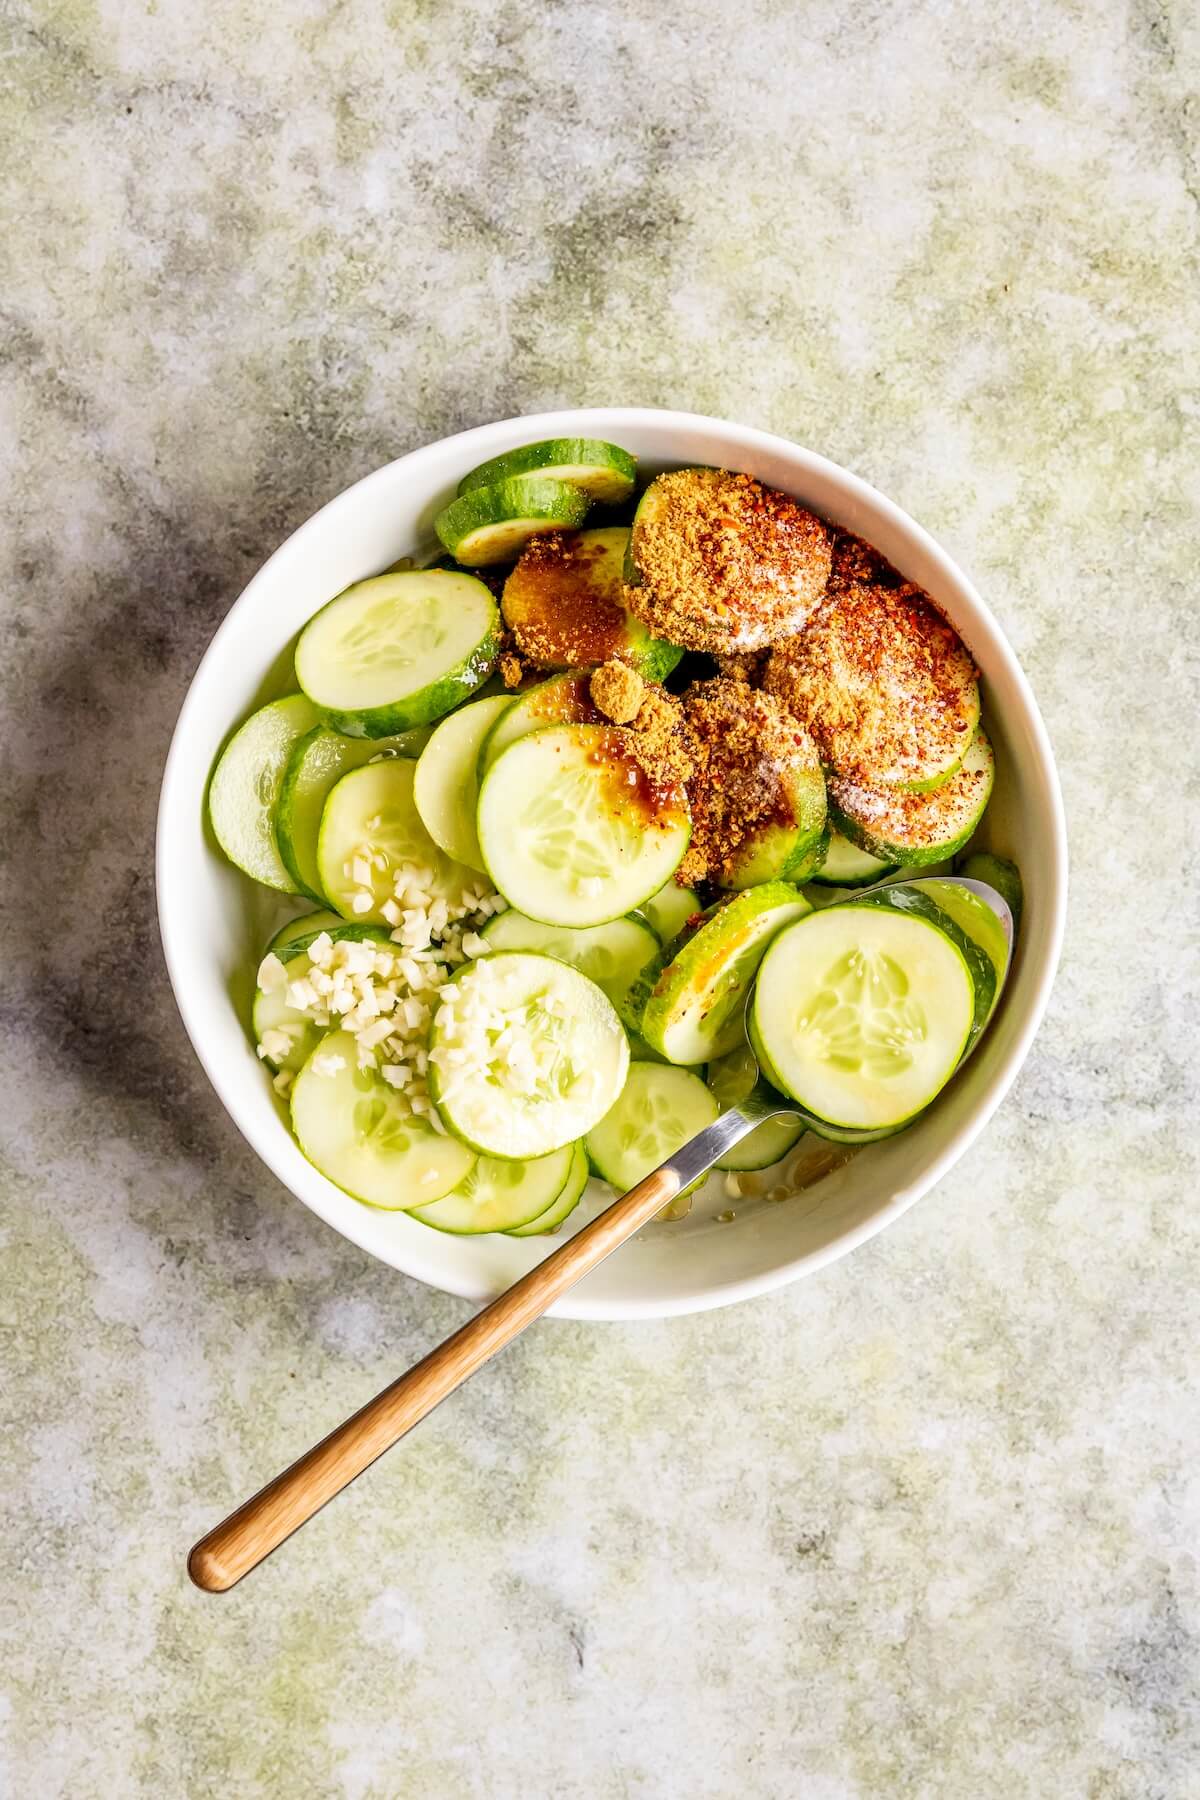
188,1163,680,1592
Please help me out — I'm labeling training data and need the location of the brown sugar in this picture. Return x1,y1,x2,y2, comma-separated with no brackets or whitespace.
589,659,646,724
625,684,696,795
624,468,831,655
675,679,821,887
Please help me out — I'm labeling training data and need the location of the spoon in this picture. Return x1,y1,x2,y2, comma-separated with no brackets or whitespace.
188,877,1011,1592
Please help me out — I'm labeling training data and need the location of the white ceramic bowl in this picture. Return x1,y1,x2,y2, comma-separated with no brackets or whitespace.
157,408,1066,1319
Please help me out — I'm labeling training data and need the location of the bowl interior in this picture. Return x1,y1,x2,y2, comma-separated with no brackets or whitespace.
157,409,1065,1319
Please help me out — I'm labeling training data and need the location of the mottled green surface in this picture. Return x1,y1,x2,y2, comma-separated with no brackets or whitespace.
3,1,1199,1794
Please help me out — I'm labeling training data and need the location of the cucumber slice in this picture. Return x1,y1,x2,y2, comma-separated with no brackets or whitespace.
253,924,389,1072
429,951,629,1158
810,828,898,887
633,883,811,1066
763,583,980,790
908,879,1010,991
706,1042,805,1172
435,477,591,567
749,906,975,1130
626,1032,673,1064
317,758,479,924
291,1030,475,1208
458,439,637,505
295,571,500,737
585,1063,718,1191
477,671,600,777
266,908,342,955
409,1143,575,1235
640,880,701,945
828,729,995,868
506,1141,590,1236
849,881,998,1052
476,724,691,928
479,908,659,1014
781,825,832,885
957,851,1024,933
278,726,426,903
207,694,323,892
413,695,515,872
501,528,682,681
253,986,323,1076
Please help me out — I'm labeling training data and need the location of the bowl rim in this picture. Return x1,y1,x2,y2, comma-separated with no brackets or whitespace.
157,406,1067,1320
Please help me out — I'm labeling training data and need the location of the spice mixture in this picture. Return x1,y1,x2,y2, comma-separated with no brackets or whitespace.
763,579,978,787
623,468,832,654
675,679,820,886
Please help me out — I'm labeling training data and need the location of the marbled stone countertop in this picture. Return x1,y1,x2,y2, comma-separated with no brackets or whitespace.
3,2,1197,1794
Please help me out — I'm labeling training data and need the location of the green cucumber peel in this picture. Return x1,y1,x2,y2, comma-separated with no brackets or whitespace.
829,729,994,867
458,439,637,505
632,882,812,1065
436,477,591,566
277,725,425,902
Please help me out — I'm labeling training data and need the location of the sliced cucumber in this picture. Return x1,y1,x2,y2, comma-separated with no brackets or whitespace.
207,694,323,892
828,729,995,868
810,828,898,887
477,672,600,777
278,726,426,903
849,881,998,1053
506,1141,590,1236
763,584,980,790
254,924,389,1072
957,851,1024,934
317,758,478,924
585,1063,718,1192
480,908,659,1015
626,1032,694,1067
750,906,975,1131
782,823,832,885
295,571,500,737
291,1030,475,1208
633,883,811,1066
501,528,682,681
435,477,591,567
477,724,691,928
409,1143,575,1235
908,879,1010,991
253,987,323,1075
640,880,701,945
706,1042,805,1172
458,439,637,505
413,695,515,872
266,908,342,955
429,951,629,1158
